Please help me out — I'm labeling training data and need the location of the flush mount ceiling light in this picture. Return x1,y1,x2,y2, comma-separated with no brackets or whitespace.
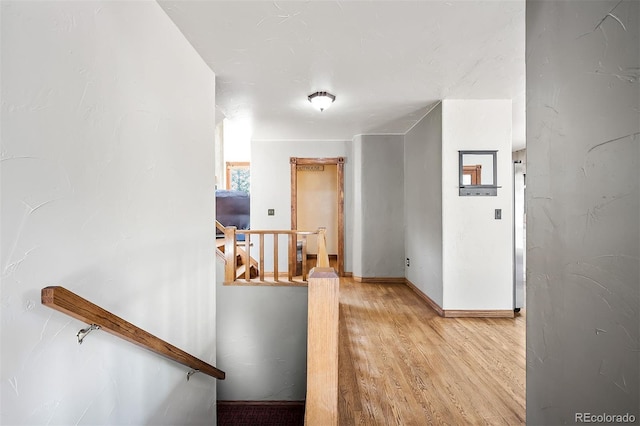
308,91,336,112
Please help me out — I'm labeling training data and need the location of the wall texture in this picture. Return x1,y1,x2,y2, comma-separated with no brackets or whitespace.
353,135,405,279
352,136,364,276
215,262,308,401
404,103,443,306
1,1,217,424
526,0,639,423
442,100,513,310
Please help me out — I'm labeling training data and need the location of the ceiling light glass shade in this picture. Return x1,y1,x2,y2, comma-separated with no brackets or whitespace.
308,91,336,111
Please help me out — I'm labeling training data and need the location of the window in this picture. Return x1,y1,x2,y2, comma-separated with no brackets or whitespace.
226,162,250,193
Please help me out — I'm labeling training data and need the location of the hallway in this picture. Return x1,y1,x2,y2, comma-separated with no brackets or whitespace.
338,279,525,425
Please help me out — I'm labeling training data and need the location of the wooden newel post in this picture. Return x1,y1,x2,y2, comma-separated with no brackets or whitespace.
305,267,339,425
224,226,237,283
316,227,330,268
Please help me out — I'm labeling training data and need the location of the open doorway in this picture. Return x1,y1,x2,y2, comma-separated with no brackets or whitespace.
290,157,344,276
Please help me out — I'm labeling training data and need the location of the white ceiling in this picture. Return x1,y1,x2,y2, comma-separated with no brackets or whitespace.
159,0,526,150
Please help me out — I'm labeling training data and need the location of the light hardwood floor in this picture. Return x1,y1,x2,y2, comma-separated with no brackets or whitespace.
338,278,525,425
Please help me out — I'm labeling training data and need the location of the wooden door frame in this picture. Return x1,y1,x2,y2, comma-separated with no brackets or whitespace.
463,165,481,185
290,157,345,277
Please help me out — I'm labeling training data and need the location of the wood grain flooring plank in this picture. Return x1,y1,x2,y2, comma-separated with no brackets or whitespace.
338,279,525,425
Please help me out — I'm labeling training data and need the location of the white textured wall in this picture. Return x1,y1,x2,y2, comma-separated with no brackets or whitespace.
352,136,364,276
442,100,513,310
527,1,639,423
1,2,217,425
354,135,405,278
250,139,353,272
404,104,443,305
215,260,308,401
223,118,252,163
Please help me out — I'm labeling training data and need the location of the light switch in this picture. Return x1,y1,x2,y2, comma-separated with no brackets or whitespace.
268,209,275,216
495,209,502,220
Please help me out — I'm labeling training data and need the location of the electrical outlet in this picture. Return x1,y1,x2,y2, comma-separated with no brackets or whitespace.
406,258,410,267
268,209,275,216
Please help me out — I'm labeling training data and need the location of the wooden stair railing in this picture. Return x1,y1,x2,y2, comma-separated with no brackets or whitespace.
216,220,259,280
217,220,330,284
41,286,225,380
215,220,227,262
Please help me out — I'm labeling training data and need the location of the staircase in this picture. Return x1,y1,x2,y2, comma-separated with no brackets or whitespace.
215,220,339,425
216,237,259,280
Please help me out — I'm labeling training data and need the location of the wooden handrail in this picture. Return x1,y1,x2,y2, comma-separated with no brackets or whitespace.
41,286,225,380
235,229,318,236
